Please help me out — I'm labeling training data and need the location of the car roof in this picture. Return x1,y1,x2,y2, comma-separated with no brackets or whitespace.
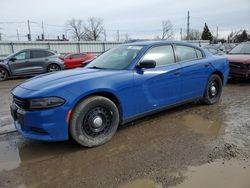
124,40,201,49
20,48,50,51
68,52,86,55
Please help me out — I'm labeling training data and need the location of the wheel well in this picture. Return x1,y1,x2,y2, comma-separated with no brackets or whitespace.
0,66,10,76
212,71,224,84
74,92,123,122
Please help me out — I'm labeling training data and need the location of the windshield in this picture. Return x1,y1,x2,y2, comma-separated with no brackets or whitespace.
86,45,143,70
4,51,17,59
229,43,250,54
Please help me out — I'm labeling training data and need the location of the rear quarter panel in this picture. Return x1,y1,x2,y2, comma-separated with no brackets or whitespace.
209,55,229,85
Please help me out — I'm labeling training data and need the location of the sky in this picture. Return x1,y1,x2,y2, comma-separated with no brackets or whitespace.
0,0,249,41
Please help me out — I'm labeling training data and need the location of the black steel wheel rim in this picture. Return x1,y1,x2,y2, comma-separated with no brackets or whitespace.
0,69,7,80
82,106,112,137
208,81,219,99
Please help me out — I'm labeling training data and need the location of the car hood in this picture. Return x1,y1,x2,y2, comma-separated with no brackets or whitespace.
19,68,124,91
226,54,250,64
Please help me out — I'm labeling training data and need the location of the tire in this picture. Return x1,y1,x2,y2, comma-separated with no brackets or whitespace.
47,64,61,72
70,96,120,147
0,68,9,81
202,74,223,105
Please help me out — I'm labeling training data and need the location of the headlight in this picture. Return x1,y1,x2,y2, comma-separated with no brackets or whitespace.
29,97,65,110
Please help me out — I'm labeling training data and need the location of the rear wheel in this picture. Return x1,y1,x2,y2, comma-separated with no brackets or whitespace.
47,64,61,72
0,68,9,81
70,96,119,147
202,74,222,105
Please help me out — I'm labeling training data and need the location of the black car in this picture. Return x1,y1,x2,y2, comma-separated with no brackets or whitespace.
0,49,64,81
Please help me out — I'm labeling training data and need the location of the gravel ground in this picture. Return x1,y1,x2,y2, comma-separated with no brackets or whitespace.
0,79,249,188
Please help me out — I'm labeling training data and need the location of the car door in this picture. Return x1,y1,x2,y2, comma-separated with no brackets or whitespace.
133,45,182,115
8,50,31,75
71,54,86,68
175,45,212,100
29,50,48,73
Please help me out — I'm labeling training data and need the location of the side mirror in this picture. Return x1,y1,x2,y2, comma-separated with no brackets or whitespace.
136,60,156,69
9,57,16,62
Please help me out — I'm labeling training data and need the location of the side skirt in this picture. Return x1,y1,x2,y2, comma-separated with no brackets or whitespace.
121,96,202,125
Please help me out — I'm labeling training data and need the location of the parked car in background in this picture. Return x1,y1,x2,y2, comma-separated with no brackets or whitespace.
226,42,250,79
204,43,236,54
0,49,64,81
220,43,237,53
64,53,96,69
203,46,225,55
10,41,229,147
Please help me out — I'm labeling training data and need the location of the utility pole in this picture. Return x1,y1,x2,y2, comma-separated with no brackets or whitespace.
27,20,31,41
216,26,218,40
180,28,183,40
117,30,120,42
16,29,20,41
187,11,190,41
42,21,45,36
0,27,2,41
42,21,45,41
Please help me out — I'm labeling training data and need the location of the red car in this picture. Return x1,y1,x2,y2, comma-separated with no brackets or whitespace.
226,42,250,79
64,53,96,69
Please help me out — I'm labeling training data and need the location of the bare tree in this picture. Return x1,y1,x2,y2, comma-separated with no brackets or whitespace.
185,29,202,40
83,17,104,41
161,20,174,40
66,18,85,41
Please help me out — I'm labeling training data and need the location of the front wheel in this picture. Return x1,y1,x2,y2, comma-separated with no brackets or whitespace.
202,74,223,105
47,64,61,72
70,96,120,147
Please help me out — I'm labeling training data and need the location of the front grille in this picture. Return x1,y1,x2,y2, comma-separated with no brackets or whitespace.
13,96,29,110
229,62,246,69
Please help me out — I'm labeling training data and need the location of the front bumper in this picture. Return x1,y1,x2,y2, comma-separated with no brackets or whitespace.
10,101,70,141
229,62,250,79
229,69,250,79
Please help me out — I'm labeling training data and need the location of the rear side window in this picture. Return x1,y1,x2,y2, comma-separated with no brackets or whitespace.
30,50,47,58
141,45,175,67
176,45,202,62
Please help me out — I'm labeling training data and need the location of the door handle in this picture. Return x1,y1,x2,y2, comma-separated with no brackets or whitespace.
204,64,209,68
174,71,181,76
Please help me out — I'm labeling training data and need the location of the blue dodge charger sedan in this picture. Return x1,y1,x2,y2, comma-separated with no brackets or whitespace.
10,41,229,147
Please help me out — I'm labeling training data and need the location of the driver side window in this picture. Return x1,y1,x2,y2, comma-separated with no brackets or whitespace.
14,51,28,60
141,45,175,67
